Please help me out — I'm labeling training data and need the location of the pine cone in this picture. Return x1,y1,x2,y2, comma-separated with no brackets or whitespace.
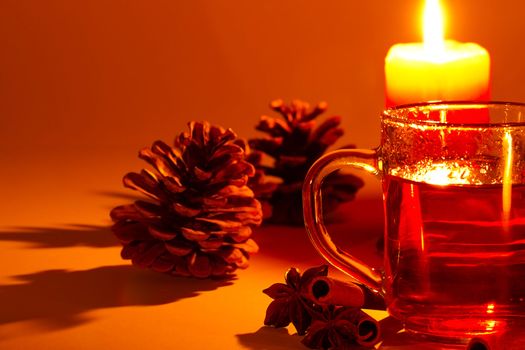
248,99,364,225
110,122,262,278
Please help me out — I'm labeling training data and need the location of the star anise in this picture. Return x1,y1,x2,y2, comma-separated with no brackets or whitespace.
263,265,328,335
301,306,362,350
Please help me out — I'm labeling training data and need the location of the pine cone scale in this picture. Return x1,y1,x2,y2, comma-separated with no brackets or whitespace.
134,200,163,217
151,255,176,273
164,240,193,256
123,172,164,201
232,238,259,253
110,204,142,221
171,201,200,217
139,147,178,179
112,221,151,244
133,242,166,268
181,227,210,241
162,177,185,194
147,226,177,241
187,252,213,278
196,218,243,232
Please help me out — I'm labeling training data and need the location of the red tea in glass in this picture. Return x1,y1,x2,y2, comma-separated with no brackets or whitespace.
303,102,525,340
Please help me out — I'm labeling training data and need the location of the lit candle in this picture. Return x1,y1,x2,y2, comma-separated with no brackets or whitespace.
383,0,493,259
385,0,491,108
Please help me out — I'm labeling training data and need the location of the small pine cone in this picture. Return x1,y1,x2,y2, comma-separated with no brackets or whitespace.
110,122,262,278
248,99,364,225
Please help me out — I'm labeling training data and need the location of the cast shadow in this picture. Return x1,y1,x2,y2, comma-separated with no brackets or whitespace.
0,190,145,249
253,225,322,265
253,196,384,267
0,224,118,248
0,265,234,331
238,318,463,350
236,326,305,350
94,190,141,202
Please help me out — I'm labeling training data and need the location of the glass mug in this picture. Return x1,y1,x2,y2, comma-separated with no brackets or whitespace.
303,102,525,340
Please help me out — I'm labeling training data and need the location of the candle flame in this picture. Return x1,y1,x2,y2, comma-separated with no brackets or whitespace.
423,0,445,54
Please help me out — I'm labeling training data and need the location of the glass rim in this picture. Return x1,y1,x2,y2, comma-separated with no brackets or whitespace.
382,100,525,127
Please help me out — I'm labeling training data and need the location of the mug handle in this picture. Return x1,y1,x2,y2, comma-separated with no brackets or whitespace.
303,148,383,294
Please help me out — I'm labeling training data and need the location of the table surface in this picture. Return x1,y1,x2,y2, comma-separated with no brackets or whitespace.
0,147,465,350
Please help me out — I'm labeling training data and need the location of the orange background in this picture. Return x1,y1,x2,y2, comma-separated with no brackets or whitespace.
2,0,525,154
1,2,524,349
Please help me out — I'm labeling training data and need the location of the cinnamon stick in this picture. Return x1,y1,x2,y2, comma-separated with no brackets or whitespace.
354,310,381,347
307,276,385,310
467,336,495,350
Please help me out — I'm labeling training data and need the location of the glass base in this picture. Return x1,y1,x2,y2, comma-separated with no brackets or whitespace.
388,302,525,341
401,315,504,342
